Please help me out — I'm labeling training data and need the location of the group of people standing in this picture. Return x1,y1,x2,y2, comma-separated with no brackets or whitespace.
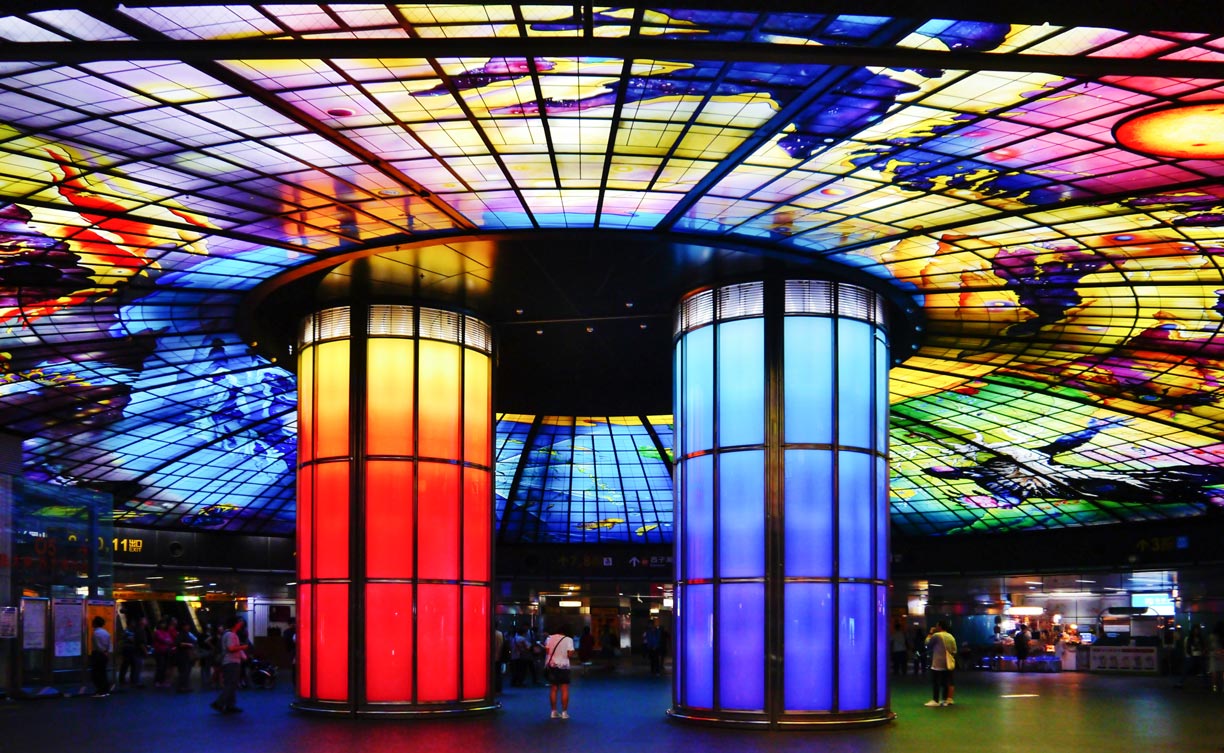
97,612,255,715
1175,621,1224,691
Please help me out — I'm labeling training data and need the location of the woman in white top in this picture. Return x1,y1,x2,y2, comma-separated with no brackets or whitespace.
544,625,577,719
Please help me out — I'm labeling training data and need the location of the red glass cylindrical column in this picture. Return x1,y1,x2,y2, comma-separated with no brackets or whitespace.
295,304,496,716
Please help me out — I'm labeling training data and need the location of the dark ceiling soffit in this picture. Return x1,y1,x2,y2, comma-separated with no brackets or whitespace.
7,38,1224,79
20,1,1224,36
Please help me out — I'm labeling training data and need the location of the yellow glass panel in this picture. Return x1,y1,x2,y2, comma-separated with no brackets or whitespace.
464,349,491,465
367,338,414,457
418,339,460,460
315,339,350,460
298,345,315,463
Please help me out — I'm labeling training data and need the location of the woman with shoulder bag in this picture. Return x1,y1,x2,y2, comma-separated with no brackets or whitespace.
543,624,577,720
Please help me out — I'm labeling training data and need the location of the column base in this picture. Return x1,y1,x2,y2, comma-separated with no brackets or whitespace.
292,698,501,717
667,705,894,729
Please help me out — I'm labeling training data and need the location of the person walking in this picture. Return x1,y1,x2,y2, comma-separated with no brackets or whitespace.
175,621,199,692
509,627,529,687
1209,621,1224,692
890,621,910,675
90,616,113,697
152,617,176,688
1013,623,1030,672
1179,623,1206,688
544,624,577,719
210,616,249,714
925,621,958,707
644,618,664,676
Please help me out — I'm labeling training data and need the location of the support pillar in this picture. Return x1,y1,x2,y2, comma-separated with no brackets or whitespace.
294,303,496,715
670,280,892,727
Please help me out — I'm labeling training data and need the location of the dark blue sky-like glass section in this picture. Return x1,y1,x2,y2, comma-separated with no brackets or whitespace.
495,415,674,544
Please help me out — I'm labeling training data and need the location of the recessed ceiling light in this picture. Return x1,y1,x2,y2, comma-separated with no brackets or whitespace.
326,107,356,117
378,188,402,197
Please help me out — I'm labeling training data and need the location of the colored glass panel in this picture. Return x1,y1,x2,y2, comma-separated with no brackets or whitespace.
838,451,874,580
418,340,460,460
299,349,315,463
875,585,888,709
682,454,714,581
718,583,764,711
783,317,833,445
681,584,713,710
367,338,414,457
298,583,313,699
838,583,873,712
493,415,674,544
463,468,490,581
314,340,351,460
784,450,833,577
784,582,834,711
717,318,764,447
365,583,414,702
3,7,1224,544
876,457,889,582
417,584,460,702
464,349,491,466
297,466,313,580
315,583,350,702
836,319,872,451
681,327,714,455
418,461,460,581
315,461,350,579
718,450,764,579
874,336,888,453
462,586,489,700
365,460,414,579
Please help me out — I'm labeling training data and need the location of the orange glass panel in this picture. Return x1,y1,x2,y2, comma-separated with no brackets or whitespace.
315,340,350,460
463,349,490,466
298,584,312,699
316,461,350,579
365,583,413,702
298,347,315,462
366,460,414,579
297,465,313,580
367,338,414,457
418,340,460,460
315,583,349,702
463,468,490,582
418,462,460,581
417,584,459,701
462,586,489,700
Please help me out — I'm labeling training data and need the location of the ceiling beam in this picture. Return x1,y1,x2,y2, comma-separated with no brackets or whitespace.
18,1,1224,36
5,38,1224,79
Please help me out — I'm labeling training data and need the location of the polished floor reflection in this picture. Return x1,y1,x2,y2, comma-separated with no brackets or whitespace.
2,665,1220,753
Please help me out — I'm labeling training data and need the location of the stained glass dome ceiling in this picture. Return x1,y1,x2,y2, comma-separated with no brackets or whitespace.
3,3,1224,538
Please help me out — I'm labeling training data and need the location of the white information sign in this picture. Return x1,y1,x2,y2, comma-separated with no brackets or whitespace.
52,598,83,657
22,599,46,649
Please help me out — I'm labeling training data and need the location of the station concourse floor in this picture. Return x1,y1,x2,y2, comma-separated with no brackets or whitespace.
2,665,1221,753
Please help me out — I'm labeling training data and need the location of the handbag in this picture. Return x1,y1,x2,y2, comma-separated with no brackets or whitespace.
544,636,568,683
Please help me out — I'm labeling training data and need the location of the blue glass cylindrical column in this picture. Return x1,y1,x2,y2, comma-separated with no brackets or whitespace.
670,280,892,727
